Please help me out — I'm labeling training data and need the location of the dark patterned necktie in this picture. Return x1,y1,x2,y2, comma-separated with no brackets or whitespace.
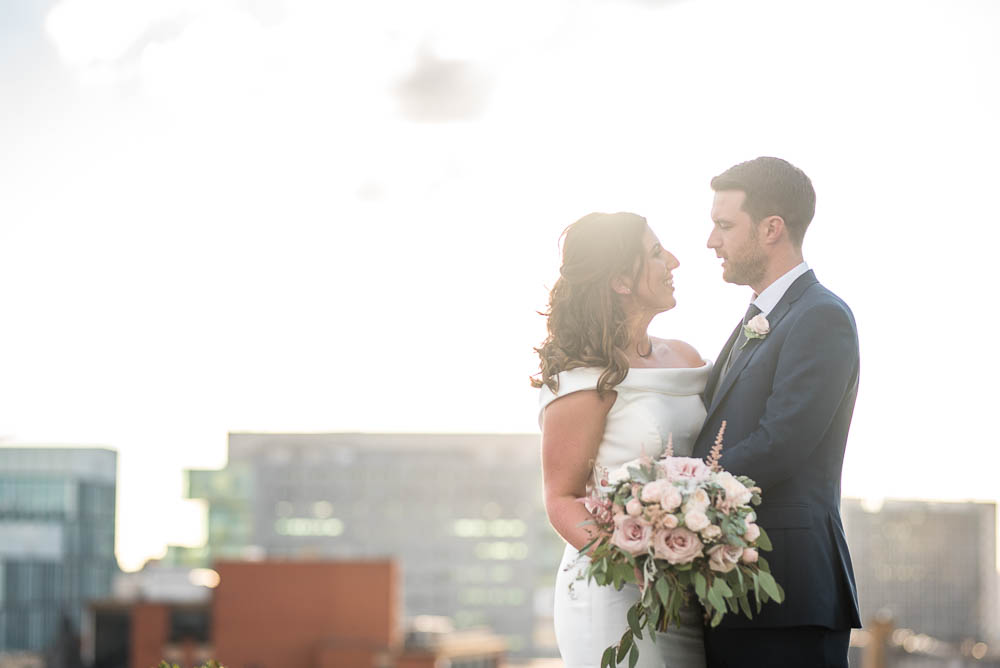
720,303,763,382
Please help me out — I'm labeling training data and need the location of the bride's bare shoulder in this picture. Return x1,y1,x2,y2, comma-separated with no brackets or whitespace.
660,338,704,368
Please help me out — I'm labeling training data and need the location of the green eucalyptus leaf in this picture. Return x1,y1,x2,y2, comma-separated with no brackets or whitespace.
650,602,662,632
641,585,654,608
733,567,745,592
602,645,617,668
758,571,780,601
617,629,633,663
713,578,733,597
755,527,773,551
707,587,725,616
655,578,671,607
627,604,643,637
629,643,640,668
694,572,707,600
739,593,752,619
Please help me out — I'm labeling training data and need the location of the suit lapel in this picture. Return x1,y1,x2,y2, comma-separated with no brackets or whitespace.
704,322,742,407
705,270,818,421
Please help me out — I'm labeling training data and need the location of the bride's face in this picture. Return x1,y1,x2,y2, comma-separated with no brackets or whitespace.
630,225,679,313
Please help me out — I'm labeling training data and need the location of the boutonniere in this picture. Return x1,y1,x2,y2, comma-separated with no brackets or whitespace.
740,313,770,348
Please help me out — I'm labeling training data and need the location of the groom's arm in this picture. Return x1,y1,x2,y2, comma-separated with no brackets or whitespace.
718,299,859,490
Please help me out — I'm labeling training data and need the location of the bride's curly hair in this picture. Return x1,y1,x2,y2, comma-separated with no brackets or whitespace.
531,212,649,395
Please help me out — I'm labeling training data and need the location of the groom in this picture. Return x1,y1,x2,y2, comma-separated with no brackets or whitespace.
693,157,862,667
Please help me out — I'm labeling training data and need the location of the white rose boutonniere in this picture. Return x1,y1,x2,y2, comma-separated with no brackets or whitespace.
742,313,770,344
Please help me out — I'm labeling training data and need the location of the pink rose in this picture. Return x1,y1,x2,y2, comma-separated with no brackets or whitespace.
743,523,761,543
611,514,652,556
684,510,710,532
701,524,722,541
746,511,756,523
662,514,679,529
639,479,673,504
707,544,743,573
741,548,759,564
662,457,711,482
652,527,704,565
626,499,643,516
660,486,683,511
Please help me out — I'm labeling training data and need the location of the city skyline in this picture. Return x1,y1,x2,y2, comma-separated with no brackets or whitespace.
3,0,1000,570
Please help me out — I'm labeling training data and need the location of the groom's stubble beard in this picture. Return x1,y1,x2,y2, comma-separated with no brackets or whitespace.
724,223,768,287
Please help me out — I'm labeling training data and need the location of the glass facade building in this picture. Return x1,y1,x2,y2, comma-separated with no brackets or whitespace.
842,498,999,643
184,433,564,658
0,448,118,654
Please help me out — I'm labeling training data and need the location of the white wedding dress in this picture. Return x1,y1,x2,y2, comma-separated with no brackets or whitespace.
539,363,712,668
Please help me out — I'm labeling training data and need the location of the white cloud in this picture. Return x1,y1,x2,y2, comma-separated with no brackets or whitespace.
45,0,198,68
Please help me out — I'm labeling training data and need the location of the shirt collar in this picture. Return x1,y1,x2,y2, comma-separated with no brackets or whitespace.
751,262,810,317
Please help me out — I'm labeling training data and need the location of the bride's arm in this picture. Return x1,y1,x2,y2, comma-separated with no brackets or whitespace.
541,389,616,552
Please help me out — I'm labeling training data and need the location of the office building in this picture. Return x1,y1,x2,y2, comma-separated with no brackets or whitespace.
183,433,563,658
842,497,999,643
0,447,118,654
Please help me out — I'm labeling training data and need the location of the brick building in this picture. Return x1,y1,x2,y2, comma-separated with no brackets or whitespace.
89,560,505,668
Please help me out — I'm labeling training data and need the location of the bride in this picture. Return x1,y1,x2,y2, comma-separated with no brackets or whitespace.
533,212,710,668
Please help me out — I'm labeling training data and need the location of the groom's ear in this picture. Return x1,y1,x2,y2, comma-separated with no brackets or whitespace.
612,276,632,295
760,215,786,244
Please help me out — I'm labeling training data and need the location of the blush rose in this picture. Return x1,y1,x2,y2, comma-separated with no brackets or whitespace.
611,514,652,556
652,527,704,565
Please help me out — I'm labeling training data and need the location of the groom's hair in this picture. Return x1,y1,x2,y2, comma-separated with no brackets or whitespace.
711,157,816,247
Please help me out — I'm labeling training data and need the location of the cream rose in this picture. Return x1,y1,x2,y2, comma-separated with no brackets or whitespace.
746,313,770,337
715,472,753,511
660,486,683,511
743,522,761,543
639,479,673,504
683,488,711,513
707,544,743,573
684,510,710,532
652,527,704,565
662,514,679,529
611,514,652,556
741,548,759,564
626,498,643,516
701,524,722,541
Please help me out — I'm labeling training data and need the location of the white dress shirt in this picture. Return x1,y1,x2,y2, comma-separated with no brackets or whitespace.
751,262,810,317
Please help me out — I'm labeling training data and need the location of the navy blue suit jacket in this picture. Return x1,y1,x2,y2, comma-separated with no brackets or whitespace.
693,270,862,630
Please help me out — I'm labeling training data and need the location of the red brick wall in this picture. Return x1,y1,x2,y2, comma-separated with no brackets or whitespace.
131,603,169,668
211,560,398,668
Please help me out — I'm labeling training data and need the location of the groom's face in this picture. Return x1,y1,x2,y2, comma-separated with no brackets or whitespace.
708,190,767,287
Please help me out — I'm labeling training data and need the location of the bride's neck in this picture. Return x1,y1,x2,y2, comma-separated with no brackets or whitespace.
625,312,655,359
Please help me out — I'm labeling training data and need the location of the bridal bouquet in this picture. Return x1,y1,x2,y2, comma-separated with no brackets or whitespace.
579,422,784,668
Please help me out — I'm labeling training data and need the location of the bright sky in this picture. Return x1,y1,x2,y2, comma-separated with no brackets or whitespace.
2,0,998,572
